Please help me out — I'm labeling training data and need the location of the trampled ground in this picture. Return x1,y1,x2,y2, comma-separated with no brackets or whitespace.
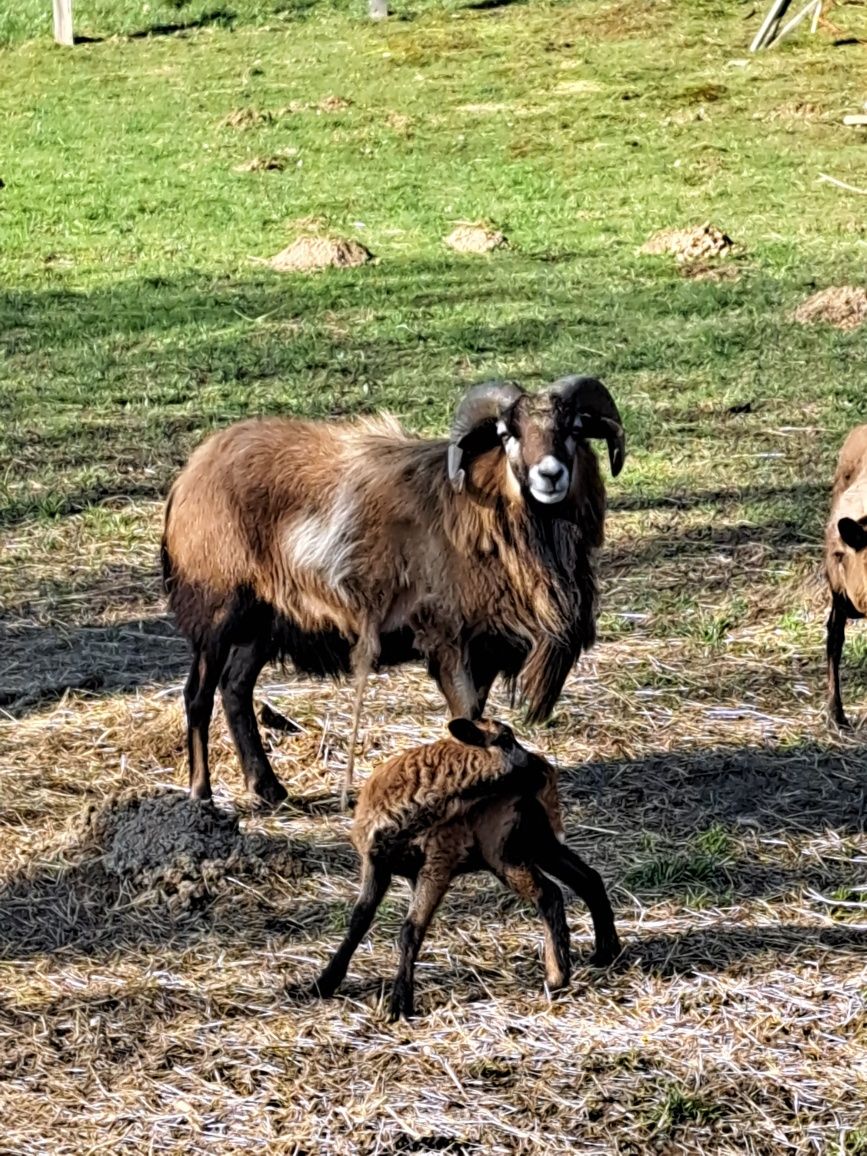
2,0,867,1151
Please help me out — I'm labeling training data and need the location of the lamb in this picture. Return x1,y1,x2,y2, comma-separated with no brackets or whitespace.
161,376,625,806
825,423,867,727
310,718,621,1020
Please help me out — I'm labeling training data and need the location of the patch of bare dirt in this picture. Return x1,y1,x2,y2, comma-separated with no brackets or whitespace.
755,100,822,122
678,261,740,283
386,111,412,134
234,149,299,173
221,97,350,129
444,223,507,254
641,222,734,264
316,94,352,112
267,236,374,273
220,107,279,129
793,286,867,331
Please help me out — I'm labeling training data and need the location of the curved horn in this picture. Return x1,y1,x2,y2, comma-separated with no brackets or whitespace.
550,375,626,477
447,380,524,492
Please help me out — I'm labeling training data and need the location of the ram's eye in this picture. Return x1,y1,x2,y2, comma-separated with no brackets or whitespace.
834,551,846,564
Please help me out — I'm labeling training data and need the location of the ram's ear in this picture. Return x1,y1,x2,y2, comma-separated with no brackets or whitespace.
839,517,867,553
448,381,524,492
447,718,489,747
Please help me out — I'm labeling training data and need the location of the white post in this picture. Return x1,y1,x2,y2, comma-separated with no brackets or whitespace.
750,0,790,51
53,0,73,45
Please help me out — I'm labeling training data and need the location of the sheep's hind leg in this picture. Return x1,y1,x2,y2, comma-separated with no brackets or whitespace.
221,637,288,807
498,862,570,991
185,639,230,802
311,856,392,998
826,592,850,729
536,835,620,967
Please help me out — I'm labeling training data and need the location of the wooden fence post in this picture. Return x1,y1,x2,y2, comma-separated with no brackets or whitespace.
53,0,74,45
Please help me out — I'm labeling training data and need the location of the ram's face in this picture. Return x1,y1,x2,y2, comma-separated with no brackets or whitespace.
498,393,580,506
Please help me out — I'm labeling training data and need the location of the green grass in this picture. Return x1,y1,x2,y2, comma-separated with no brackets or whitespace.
2,0,867,542
625,824,735,900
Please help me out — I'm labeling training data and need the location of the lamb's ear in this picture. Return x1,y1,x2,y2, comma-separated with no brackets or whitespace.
839,517,867,553
447,718,488,747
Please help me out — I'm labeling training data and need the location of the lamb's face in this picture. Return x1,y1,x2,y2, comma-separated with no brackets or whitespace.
498,393,582,506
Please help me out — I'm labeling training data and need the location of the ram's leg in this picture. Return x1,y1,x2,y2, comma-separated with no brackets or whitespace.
425,646,481,720
221,637,288,807
390,861,452,1021
826,592,850,729
185,638,230,802
311,856,392,998
345,625,380,807
498,861,570,990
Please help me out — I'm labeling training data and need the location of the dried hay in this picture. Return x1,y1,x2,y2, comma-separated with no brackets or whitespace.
266,236,374,273
3,470,867,1152
793,285,867,331
641,222,735,264
444,223,507,254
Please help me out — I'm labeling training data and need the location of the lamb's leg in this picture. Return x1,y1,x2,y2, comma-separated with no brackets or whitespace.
499,862,570,990
345,626,380,808
221,637,288,807
311,856,392,998
390,861,452,1021
536,837,620,967
826,592,850,729
185,639,230,801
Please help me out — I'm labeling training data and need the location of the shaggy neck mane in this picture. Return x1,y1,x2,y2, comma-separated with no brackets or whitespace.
436,443,599,720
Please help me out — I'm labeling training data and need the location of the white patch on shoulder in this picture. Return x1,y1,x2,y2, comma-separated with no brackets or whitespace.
283,490,357,591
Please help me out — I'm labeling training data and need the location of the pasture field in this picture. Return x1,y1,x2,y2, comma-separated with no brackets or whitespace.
2,0,867,1151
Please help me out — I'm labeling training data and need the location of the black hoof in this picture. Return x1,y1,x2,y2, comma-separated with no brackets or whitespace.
309,974,339,1000
250,777,289,808
587,937,621,968
260,704,302,733
388,986,413,1022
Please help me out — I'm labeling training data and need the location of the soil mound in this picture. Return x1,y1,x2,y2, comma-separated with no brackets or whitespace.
641,222,734,264
267,236,373,273
444,224,507,254
793,286,867,331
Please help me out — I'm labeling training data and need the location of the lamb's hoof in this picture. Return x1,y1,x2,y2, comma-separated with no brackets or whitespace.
189,784,213,803
828,711,852,733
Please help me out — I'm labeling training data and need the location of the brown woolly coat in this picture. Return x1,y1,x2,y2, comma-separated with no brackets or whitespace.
163,415,605,720
352,732,563,857
826,423,867,616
